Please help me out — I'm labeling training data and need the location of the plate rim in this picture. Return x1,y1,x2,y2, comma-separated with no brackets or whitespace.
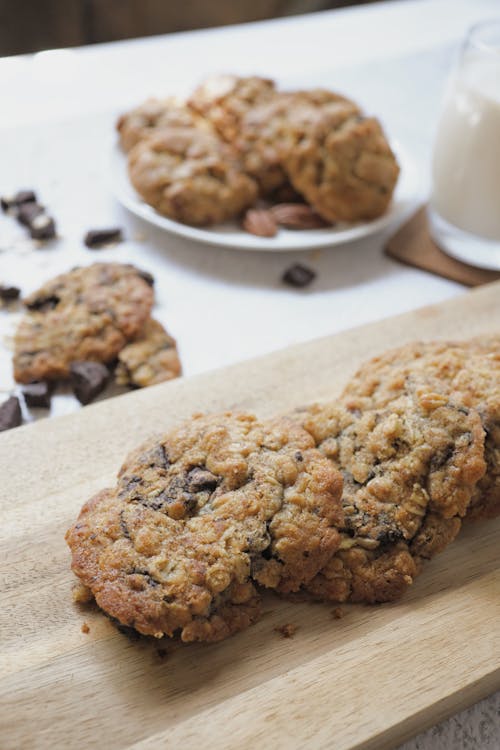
110,140,421,252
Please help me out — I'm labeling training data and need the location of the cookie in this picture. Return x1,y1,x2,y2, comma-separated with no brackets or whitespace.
295,387,486,603
188,75,276,143
283,109,400,222
342,337,500,520
115,318,182,388
235,90,358,195
66,412,343,641
128,127,258,225
116,97,211,152
14,263,154,383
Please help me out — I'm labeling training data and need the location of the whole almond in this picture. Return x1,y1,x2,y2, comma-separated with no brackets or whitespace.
242,208,278,237
271,203,331,229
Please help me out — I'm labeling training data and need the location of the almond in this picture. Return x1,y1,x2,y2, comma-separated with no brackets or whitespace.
242,208,278,237
271,203,331,229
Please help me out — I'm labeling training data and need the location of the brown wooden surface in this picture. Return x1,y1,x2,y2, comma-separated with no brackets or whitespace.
1,281,499,750
385,206,500,287
0,0,368,56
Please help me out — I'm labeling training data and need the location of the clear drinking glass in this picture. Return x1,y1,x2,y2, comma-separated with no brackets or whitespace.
428,20,500,270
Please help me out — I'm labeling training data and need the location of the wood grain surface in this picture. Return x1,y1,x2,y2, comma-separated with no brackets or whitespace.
1,281,499,750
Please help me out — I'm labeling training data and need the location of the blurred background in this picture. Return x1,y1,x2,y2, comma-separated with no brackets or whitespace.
0,0,377,56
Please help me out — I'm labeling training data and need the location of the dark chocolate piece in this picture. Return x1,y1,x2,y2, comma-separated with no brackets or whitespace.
1,190,37,212
187,467,219,492
25,294,60,311
282,263,316,288
0,285,21,301
84,228,123,249
29,215,56,240
22,382,51,409
0,396,22,432
17,203,44,227
70,361,109,405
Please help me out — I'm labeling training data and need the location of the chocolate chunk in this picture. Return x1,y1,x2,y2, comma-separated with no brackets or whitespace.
376,528,404,545
70,361,109,405
137,269,155,287
22,382,51,409
1,190,37,212
25,294,60,311
84,228,123,249
0,396,22,432
29,215,56,240
0,285,21,301
282,263,316,288
187,467,219,492
17,203,44,227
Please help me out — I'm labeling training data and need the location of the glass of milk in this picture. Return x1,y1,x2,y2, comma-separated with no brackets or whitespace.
429,20,500,270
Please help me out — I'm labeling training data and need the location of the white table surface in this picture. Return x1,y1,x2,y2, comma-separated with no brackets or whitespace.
0,0,498,746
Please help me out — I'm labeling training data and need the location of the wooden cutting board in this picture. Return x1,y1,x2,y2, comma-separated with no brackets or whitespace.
1,281,499,750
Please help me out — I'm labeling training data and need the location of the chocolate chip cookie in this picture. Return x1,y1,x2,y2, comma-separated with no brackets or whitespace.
188,75,277,143
115,318,182,388
116,97,211,152
14,263,154,383
342,337,500,520
283,109,400,222
66,412,343,641
235,89,359,196
295,387,486,603
128,127,258,225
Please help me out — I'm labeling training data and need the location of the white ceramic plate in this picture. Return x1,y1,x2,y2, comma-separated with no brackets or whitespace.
110,142,421,251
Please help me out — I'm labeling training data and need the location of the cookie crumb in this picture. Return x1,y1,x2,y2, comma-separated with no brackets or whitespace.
72,582,94,604
81,622,90,634
274,623,298,638
331,607,344,619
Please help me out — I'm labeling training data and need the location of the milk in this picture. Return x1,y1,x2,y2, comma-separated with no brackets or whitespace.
431,57,500,241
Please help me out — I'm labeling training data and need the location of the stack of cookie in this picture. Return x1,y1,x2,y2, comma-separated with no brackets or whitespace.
118,75,400,228
66,334,499,644
12,262,182,401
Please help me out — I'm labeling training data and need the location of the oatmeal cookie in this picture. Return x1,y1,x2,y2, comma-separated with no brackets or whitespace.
295,388,486,603
14,263,154,383
235,89,359,196
188,75,276,143
283,109,400,222
115,318,182,388
343,336,500,520
116,96,211,152
66,412,343,641
128,127,258,225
